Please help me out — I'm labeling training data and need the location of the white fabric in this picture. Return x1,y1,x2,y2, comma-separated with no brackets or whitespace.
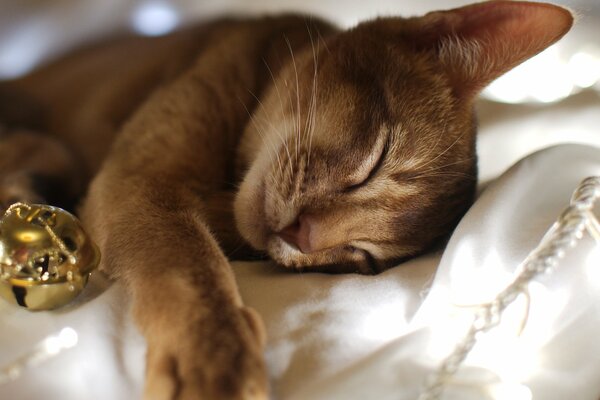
2,142,600,399
283,144,600,400
3,3,600,398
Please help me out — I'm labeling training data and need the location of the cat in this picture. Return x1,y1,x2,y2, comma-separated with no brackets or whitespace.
0,1,573,399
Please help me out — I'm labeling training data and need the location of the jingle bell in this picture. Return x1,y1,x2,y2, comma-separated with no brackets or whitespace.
0,203,100,310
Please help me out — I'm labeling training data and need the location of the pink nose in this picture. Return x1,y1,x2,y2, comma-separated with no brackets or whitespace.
277,214,314,253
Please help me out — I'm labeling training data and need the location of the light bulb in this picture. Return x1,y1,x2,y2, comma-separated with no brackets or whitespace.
131,2,179,37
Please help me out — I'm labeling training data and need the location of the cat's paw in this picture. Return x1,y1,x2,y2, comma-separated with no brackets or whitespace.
142,306,269,400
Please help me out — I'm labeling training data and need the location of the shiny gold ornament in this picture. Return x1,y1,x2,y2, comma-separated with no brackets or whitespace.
0,203,100,310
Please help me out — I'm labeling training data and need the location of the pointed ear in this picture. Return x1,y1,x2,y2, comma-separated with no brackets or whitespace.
411,1,574,99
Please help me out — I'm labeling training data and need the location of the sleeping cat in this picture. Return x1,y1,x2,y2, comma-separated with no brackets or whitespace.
0,1,572,399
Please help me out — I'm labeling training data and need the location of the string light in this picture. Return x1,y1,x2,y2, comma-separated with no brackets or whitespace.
0,327,78,385
130,1,180,37
586,246,600,289
484,45,600,104
487,382,532,400
419,176,600,400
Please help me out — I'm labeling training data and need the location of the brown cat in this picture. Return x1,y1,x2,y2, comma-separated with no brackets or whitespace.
0,1,573,399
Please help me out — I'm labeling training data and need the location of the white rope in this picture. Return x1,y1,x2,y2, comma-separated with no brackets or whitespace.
419,176,600,400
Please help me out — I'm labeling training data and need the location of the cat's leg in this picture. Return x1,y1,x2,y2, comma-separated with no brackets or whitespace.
72,20,286,397
81,171,268,400
0,129,83,210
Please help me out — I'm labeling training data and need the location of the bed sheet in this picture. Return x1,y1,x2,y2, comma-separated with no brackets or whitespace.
2,1,600,398
2,142,600,400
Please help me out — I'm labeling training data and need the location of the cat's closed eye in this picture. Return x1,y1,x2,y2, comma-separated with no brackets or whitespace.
344,133,389,192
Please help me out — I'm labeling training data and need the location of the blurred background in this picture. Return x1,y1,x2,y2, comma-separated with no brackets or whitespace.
1,0,600,180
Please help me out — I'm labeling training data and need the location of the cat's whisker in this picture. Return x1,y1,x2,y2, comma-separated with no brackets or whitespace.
404,171,476,181
284,83,296,185
315,23,332,55
283,98,296,186
416,156,475,175
266,50,297,181
262,58,295,179
397,118,449,174
253,112,285,177
412,128,468,171
282,36,299,186
225,239,249,258
246,88,287,177
303,27,315,147
302,72,315,166
306,78,318,171
305,22,320,171
284,35,302,175
404,122,447,172
237,96,281,174
306,88,317,170
219,179,244,190
256,114,285,178
419,119,450,166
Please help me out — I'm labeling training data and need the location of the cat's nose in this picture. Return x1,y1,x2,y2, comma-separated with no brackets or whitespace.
277,214,314,253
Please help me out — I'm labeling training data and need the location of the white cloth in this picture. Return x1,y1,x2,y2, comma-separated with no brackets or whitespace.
2,143,600,400
3,2,600,399
284,144,600,400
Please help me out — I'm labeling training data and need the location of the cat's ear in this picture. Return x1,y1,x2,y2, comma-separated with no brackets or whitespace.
410,1,574,99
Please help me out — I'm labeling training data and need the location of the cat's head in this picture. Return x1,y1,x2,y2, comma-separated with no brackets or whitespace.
234,1,573,273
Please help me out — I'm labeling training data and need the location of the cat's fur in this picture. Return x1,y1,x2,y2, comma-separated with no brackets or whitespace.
0,1,572,399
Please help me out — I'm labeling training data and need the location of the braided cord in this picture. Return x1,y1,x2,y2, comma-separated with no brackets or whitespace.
419,176,600,400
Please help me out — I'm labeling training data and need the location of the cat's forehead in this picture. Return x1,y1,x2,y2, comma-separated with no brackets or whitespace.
312,66,454,144
316,37,453,114
271,23,466,153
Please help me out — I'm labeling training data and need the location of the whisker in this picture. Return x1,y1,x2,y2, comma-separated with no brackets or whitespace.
225,238,251,259
252,109,285,177
307,87,317,170
305,21,320,171
419,119,449,164
245,88,288,177
315,23,332,55
284,35,302,173
283,35,299,185
303,26,316,147
416,156,475,175
414,128,468,171
270,52,296,185
237,96,281,175
404,171,476,181
262,58,294,178
221,180,243,190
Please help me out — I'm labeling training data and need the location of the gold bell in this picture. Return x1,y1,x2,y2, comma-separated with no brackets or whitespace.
0,203,100,310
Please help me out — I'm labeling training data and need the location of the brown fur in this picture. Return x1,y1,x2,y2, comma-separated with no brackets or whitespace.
0,2,572,399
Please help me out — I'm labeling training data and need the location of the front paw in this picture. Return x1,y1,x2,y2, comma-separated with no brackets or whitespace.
142,306,268,400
